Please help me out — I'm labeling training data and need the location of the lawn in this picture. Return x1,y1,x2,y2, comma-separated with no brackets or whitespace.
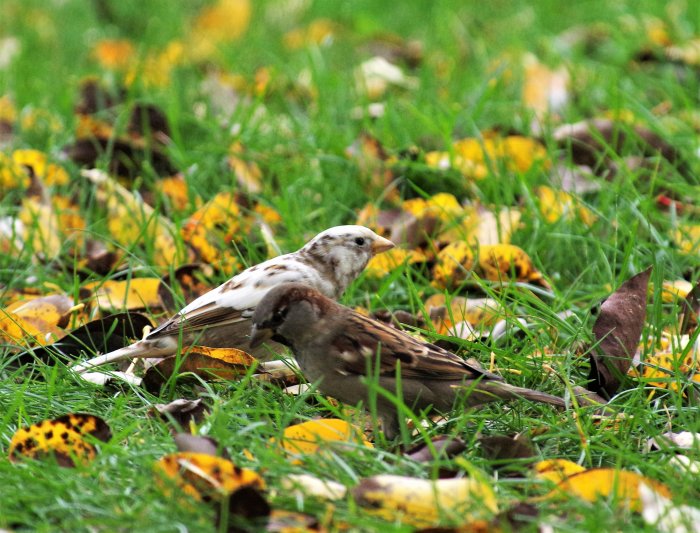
1,0,699,531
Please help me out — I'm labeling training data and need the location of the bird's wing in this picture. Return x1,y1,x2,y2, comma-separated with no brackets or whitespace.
330,311,502,382
148,253,323,339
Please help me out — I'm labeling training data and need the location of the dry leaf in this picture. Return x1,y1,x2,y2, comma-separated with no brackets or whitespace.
275,419,373,460
477,244,549,288
403,435,467,464
534,459,586,484
639,483,700,533
352,474,498,526
24,312,153,366
155,452,264,499
589,267,651,397
143,346,256,393
152,400,209,427
84,278,162,311
280,474,347,501
551,468,671,512
9,413,111,467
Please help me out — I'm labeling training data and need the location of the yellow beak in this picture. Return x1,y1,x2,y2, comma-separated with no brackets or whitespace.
370,235,395,255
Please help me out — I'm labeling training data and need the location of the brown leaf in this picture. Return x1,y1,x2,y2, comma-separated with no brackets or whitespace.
588,267,651,397
143,346,256,394
553,119,689,177
152,400,209,428
18,312,153,366
680,279,700,335
404,435,467,463
172,433,229,459
478,434,535,466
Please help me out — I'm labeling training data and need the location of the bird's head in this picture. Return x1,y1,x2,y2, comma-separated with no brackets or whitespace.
299,225,394,293
249,283,332,350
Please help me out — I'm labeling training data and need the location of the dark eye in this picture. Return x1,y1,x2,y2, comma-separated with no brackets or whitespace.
354,237,366,246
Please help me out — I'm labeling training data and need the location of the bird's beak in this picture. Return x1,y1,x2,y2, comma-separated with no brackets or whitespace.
249,325,274,349
371,236,395,255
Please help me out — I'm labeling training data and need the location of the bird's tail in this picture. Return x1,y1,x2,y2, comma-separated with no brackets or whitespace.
71,339,175,374
476,381,567,409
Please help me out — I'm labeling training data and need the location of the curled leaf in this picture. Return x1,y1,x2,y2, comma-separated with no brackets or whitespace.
352,474,498,526
589,267,651,397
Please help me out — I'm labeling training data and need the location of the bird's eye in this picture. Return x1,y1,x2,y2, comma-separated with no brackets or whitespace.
354,237,366,246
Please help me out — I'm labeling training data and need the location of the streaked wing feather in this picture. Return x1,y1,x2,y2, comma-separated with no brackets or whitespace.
148,301,247,338
333,312,501,381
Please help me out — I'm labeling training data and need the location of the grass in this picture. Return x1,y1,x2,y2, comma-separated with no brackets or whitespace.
1,0,700,530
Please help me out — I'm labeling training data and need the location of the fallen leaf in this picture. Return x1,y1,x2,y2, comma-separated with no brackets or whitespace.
9,413,112,467
142,346,257,393
534,459,586,484
403,435,467,464
157,263,214,313
640,483,700,533
21,312,153,366
154,451,265,501
648,431,700,452
275,419,373,461
280,474,348,501
478,434,536,465
172,433,228,458
551,468,671,512
588,267,651,397
352,474,498,526
152,400,209,427
477,244,550,288
84,278,163,311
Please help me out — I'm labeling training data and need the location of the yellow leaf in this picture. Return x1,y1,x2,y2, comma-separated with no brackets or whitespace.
9,413,112,467
84,169,182,267
0,95,17,123
229,141,262,194
536,186,595,226
365,247,427,278
181,192,247,273
283,19,337,50
189,0,251,60
155,175,191,212
673,224,700,255
155,452,264,501
522,54,569,117
534,459,585,484
84,278,162,311
352,474,498,526
276,419,373,460
19,198,62,259
92,39,135,70
0,151,30,191
551,468,671,512
637,351,699,393
428,135,550,180
477,244,549,288
431,241,476,289
658,279,693,302
0,310,53,346
425,294,503,335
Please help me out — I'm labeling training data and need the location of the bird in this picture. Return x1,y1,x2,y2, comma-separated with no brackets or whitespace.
72,226,395,374
250,283,567,439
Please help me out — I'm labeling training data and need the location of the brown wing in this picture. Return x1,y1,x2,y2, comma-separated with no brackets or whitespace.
147,301,248,339
331,311,502,382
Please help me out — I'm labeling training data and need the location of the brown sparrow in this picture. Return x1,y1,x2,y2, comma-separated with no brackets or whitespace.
250,283,567,439
72,226,394,373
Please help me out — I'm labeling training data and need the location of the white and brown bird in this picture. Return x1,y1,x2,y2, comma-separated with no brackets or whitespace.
72,226,394,374
250,283,567,439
